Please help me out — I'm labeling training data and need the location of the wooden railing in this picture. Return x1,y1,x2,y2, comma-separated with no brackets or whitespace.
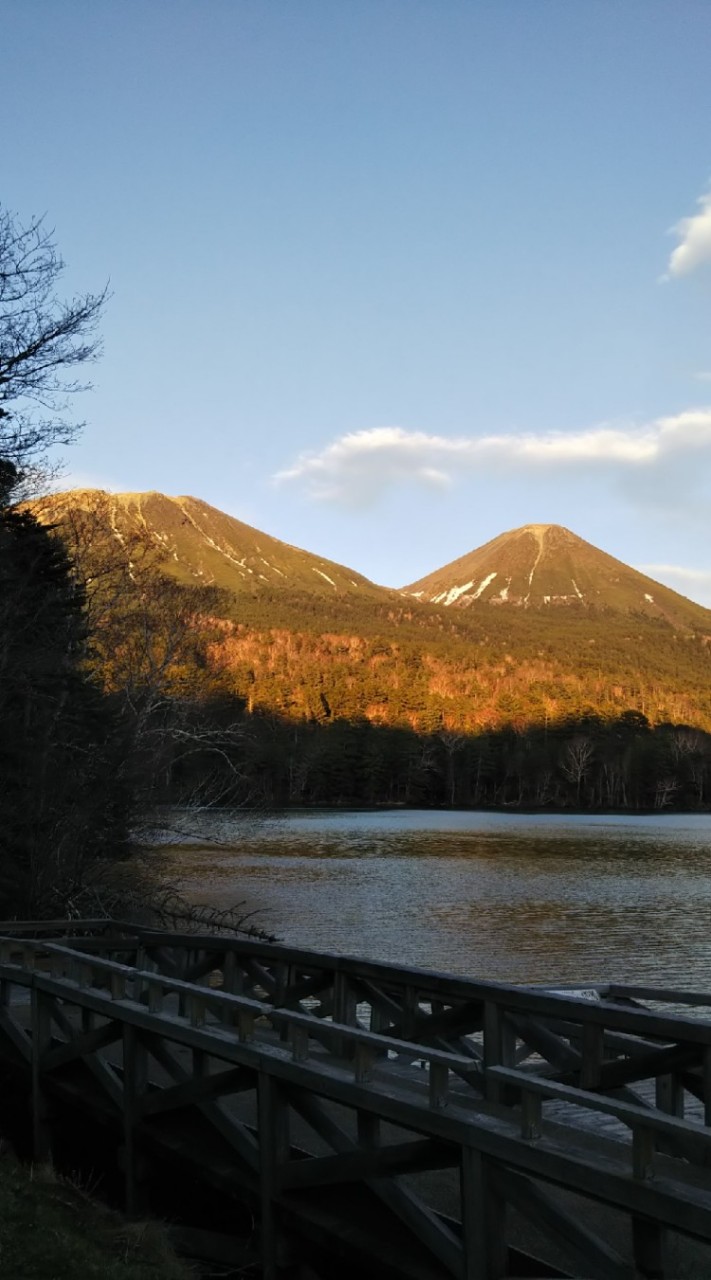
1,922,711,1278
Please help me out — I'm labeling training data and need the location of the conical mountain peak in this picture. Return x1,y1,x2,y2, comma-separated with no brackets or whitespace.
404,522,711,630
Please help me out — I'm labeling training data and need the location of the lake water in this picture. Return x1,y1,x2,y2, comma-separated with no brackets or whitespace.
160,809,711,991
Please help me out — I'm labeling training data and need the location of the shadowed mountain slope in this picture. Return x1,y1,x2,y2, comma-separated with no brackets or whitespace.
403,523,711,633
33,489,394,602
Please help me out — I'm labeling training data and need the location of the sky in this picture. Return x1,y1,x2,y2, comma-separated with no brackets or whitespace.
4,1,711,602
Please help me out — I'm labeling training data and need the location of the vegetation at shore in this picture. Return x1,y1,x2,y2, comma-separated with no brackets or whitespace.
0,1155,191,1280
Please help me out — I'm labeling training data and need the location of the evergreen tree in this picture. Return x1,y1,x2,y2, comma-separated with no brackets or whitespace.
0,465,130,915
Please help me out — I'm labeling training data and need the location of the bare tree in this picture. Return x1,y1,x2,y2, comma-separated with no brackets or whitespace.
561,735,594,804
0,205,106,487
34,491,253,815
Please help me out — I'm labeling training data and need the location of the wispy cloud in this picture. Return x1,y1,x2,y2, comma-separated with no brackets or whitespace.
275,411,711,508
639,563,711,608
665,185,711,278
694,371,711,383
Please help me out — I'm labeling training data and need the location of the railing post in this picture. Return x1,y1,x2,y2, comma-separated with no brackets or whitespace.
122,1023,147,1215
632,1216,666,1279
484,1002,515,1104
633,1121,666,1274
580,1022,604,1088
30,986,53,1163
402,985,418,1040
655,1070,684,1157
460,1146,507,1279
333,971,357,1058
702,1045,711,1169
223,947,244,995
258,1071,290,1280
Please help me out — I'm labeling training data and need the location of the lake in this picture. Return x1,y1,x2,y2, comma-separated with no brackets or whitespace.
159,809,711,991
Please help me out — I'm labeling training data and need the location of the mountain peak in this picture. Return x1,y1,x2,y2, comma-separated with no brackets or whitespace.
404,522,711,630
31,488,391,602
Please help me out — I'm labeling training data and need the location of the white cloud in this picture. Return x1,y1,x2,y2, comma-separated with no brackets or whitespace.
666,185,711,278
694,371,711,383
638,564,711,608
275,411,711,507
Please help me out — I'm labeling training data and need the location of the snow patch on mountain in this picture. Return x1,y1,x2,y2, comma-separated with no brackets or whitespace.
313,568,337,588
432,579,476,606
472,571,497,600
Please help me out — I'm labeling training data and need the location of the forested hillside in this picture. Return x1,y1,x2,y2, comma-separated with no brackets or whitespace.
28,487,711,812
211,603,711,733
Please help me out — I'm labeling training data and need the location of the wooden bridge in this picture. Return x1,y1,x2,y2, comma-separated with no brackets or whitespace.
2,921,711,1279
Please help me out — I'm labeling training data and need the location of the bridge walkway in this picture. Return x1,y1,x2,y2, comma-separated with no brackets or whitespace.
2,921,711,1278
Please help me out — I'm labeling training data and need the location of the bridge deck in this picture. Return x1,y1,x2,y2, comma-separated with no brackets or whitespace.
1,921,711,1278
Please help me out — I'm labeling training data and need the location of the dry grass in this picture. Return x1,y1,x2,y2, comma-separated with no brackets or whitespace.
0,1154,194,1280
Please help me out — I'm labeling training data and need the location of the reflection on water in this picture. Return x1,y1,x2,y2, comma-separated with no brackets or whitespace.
159,809,711,989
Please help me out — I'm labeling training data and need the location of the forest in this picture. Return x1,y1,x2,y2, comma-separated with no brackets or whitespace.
166,700,711,813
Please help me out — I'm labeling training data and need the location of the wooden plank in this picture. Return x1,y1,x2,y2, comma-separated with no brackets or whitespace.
274,970,332,1010
141,1066,253,1118
586,1041,700,1093
150,946,180,979
360,980,484,1048
489,1164,628,1280
607,983,711,1007
27,926,711,1048
49,1000,124,1111
280,1138,455,1190
508,1013,581,1074
0,1006,32,1063
42,1018,123,1072
182,951,222,986
488,1066,711,1160
286,1087,464,1278
244,956,278,998
140,1031,260,1171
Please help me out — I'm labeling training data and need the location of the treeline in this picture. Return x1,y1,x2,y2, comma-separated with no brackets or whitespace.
0,471,132,916
168,703,711,812
0,476,247,917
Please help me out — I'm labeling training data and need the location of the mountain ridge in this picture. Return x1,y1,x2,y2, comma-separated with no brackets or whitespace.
403,521,711,633
33,492,711,628
32,488,397,603
28,488,711,735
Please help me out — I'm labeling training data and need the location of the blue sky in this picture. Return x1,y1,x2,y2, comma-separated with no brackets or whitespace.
4,1,711,600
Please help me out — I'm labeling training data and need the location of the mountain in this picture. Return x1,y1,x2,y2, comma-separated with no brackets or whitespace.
32,489,393,603
403,522,711,633
29,491,711,735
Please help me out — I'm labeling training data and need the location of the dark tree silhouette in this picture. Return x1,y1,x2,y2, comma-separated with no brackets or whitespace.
0,471,130,916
